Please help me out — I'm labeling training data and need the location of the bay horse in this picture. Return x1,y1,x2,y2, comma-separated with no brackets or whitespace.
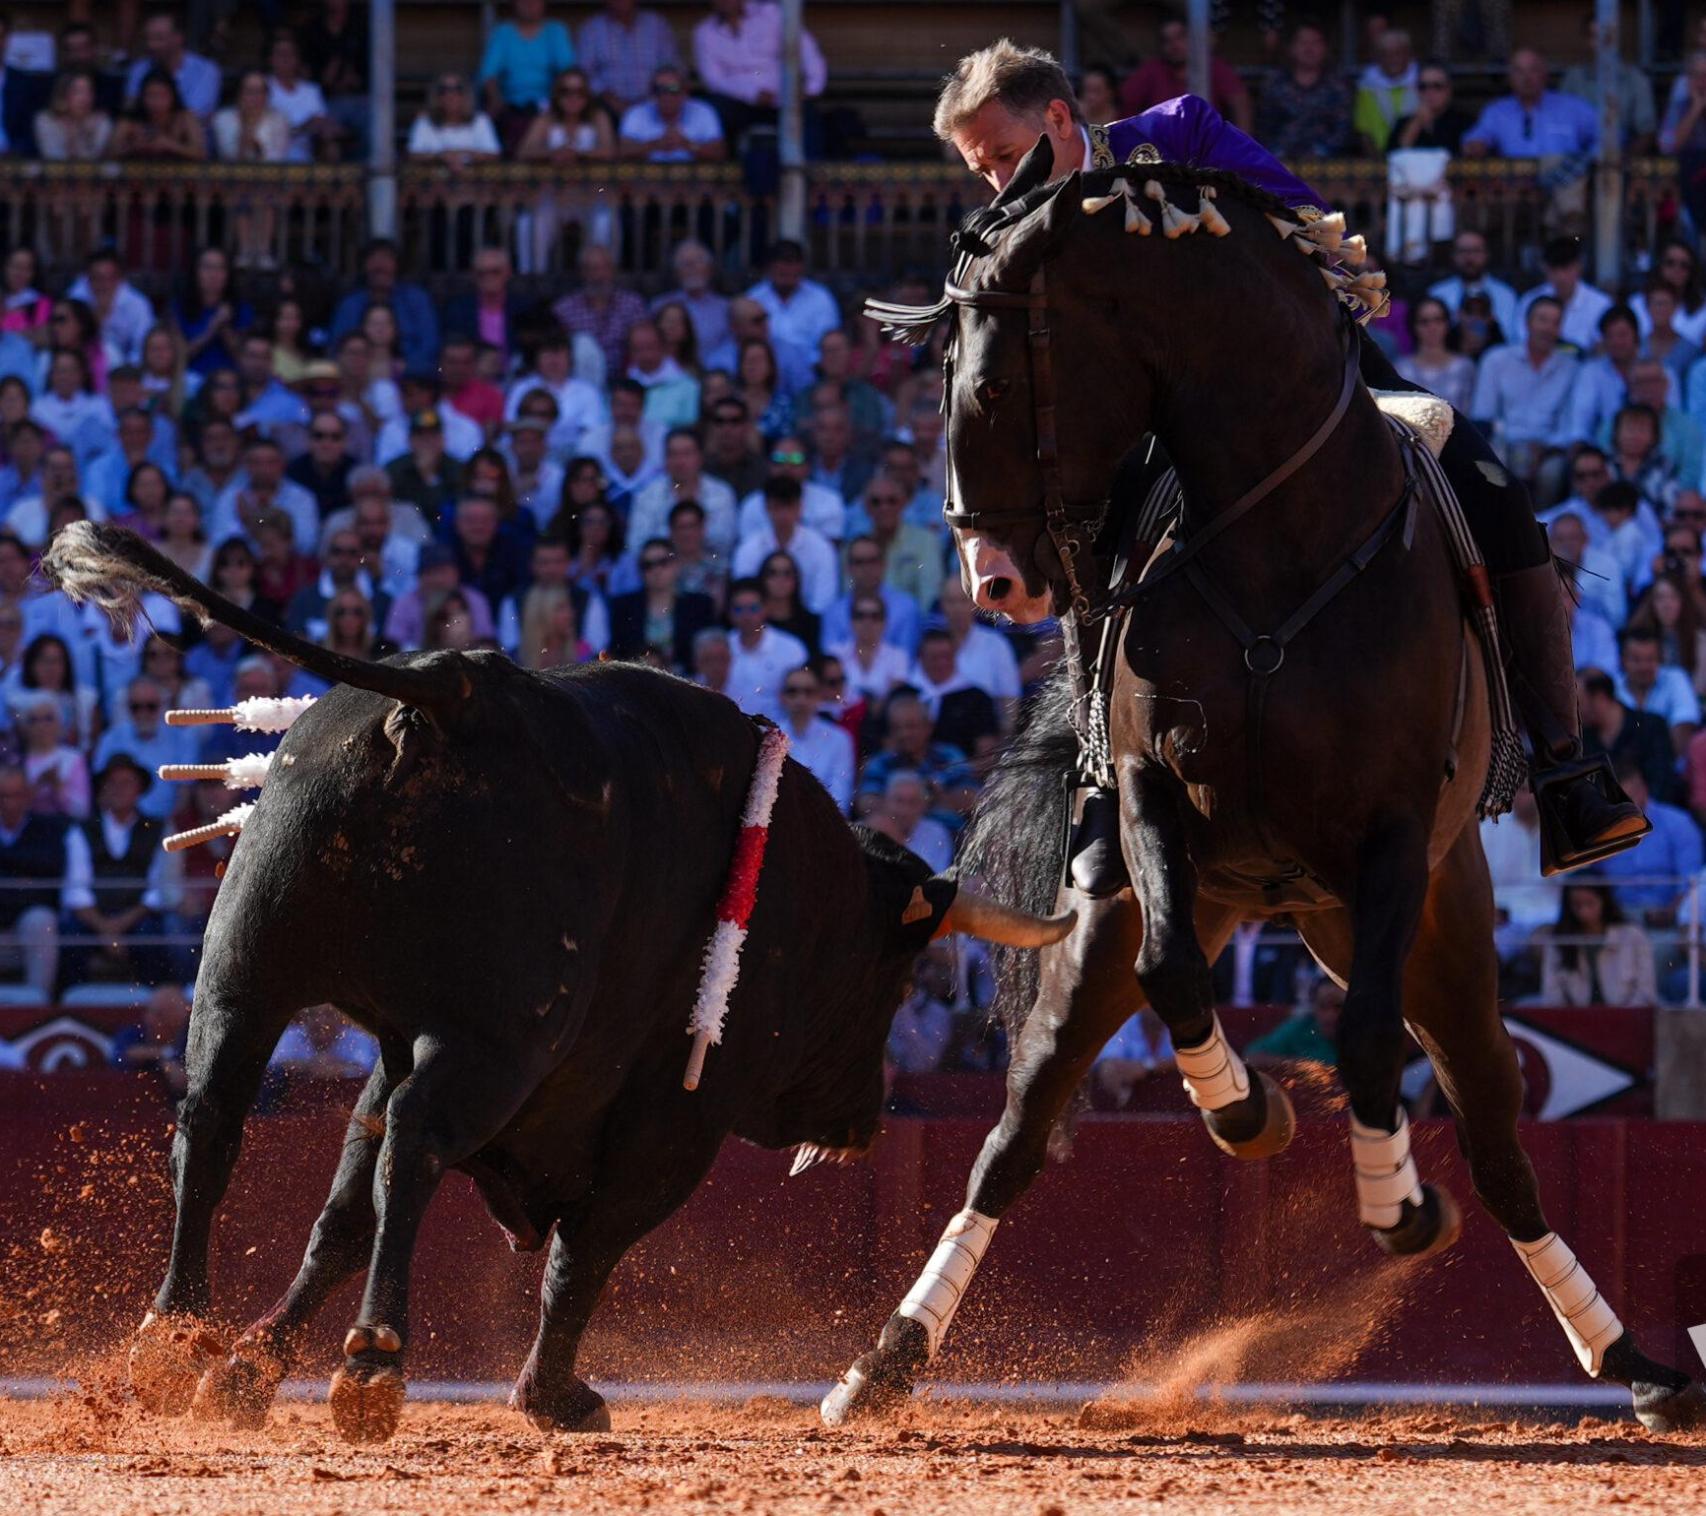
822,140,1704,1432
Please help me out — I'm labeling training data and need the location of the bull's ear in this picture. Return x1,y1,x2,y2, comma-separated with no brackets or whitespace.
987,177,1082,292
992,133,1056,210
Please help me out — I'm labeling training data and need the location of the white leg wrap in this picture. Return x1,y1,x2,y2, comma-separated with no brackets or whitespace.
1349,1111,1424,1229
895,1209,998,1359
1511,1232,1623,1376
1174,1013,1251,1113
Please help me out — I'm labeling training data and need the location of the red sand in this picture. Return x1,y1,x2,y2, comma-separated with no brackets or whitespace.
2,1394,1703,1516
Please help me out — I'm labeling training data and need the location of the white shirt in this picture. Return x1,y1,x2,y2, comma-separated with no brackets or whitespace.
1631,290,1706,347
268,76,329,163
1479,813,1553,931
504,374,605,461
628,472,738,556
892,815,952,874
511,459,565,530
1516,278,1615,354
746,275,842,363
62,812,182,913
65,276,155,364
951,624,1021,701
30,389,116,448
692,1,827,105
732,522,840,612
828,638,909,703
738,480,844,541
1616,666,1703,727
727,624,808,720
407,112,501,157
6,491,104,550
616,97,724,162
209,475,322,554
786,714,855,813
1427,273,1521,341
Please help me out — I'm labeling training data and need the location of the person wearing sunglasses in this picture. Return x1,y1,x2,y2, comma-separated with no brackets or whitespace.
608,535,716,673
778,662,854,814
735,431,845,542
617,64,725,164
92,677,198,821
407,71,502,167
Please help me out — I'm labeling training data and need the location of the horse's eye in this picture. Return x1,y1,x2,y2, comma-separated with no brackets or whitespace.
977,379,1009,405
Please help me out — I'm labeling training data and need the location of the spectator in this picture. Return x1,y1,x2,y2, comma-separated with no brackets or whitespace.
478,0,577,151
69,250,157,370
733,474,837,611
1617,625,1701,749
607,537,714,670
754,549,820,654
1550,510,1625,641
446,494,529,609
1463,48,1598,161
111,66,207,162
1394,296,1475,413
84,408,167,520
517,71,615,271
561,492,624,596
321,585,389,668
1480,785,1553,965
1629,574,1706,695
517,580,588,670
654,301,701,378
17,695,89,820
1620,362,1702,489
734,338,793,442
855,693,977,832
125,12,220,122
172,247,252,378
1428,229,1520,338
1390,60,1473,152
110,984,192,1096
1246,977,1343,1067
693,0,826,146
1092,1010,1173,1108
813,327,888,448
407,71,501,165
652,239,730,360
617,64,725,164
1255,22,1352,159
0,420,44,515
443,245,532,358
1639,282,1701,389
629,425,737,554
37,69,113,161
885,945,955,1073
1118,18,1251,133
92,678,196,821
210,436,319,553
360,302,403,381
1353,27,1418,152
384,543,494,651
865,769,952,873
299,0,372,156
136,634,212,720
693,625,734,700
1637,239,1706,347
505,325,604,460
1571,305,1645,443
703,395,767,498
807,399,874,509
1560,12,1656,152
1661,51,1706,233
938,576,1021,717
747,240,840,371
1596,759,1701,927
182,418,243,515
340,472,427,599
504,417,564,530
271,1003,378,1078
830,589,909,704
0,765,66,997
329,239,440,375
265,32,333,164
872,437,944,531
7,444,87,551
624,318,700,427
907,628,999,758
1610,403,1679,514
662,498,726,612
776,662,853,812
1470,296,1578,483
579,0,682,121
232,332,309,437
724,575,806,720
1537,881,1655,1007
497,533,598,652
1076,65,1118,129
289,522,380,634
859,472,944,614
707,295,813,396
552,243,648,381
823,535,918,654
1517,236,1614,353
204,535,275,626
0,247,50,343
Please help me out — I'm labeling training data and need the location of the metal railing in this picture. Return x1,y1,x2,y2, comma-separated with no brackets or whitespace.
0,157,1682,286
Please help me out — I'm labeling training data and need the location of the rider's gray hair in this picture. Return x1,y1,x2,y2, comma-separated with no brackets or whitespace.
932,38,1083,141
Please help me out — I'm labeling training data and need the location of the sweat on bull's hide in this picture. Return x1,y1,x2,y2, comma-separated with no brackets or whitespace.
41,521,1075,1445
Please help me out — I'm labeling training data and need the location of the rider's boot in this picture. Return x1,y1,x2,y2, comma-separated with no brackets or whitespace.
1494,562,1650,876
1067,785,1127,898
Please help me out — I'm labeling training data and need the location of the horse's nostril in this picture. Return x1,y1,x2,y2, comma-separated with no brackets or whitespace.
987,577,1013,603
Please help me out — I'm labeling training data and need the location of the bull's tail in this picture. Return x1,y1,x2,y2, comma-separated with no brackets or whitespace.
44,522,468,718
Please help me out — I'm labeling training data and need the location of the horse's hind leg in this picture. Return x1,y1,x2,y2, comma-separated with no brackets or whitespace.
1126,770,1293,1159
1407,828,1704,1432
821,893,1237,1426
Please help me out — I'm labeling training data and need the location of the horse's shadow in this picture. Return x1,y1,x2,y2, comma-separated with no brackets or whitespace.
958,1432,1706,1467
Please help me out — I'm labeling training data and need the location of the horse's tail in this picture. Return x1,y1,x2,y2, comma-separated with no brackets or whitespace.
954,662,1077,1049
44,522,469,720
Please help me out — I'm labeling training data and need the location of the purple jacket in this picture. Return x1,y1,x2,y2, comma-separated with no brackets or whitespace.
1092,94,1331,215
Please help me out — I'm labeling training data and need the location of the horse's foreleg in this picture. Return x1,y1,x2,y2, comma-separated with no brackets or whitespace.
1408,829,1705,1432
1127,771,1293,1159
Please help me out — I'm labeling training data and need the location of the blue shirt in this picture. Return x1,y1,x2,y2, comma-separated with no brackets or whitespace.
328,284,442,374
126,51,222,120
93,722,200,820
858,743,977,834
1594,798,1701,912
477,20,575,108
1463,91,1599,158
1470,342,1581,449
821,584,921,655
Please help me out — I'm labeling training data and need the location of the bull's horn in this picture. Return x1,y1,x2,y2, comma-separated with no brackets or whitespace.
939,888,1076,948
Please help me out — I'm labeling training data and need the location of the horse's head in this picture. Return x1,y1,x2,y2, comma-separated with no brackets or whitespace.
938,148,1149,624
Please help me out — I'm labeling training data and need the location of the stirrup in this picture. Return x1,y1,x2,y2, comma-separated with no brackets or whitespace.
1531,753,1651,877
1066,786,1128,898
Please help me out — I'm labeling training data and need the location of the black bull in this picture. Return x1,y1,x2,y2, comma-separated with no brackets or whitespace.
44,522,1071,1442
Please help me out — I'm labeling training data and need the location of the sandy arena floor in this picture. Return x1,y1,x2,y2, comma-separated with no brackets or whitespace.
2,1392,1703,1515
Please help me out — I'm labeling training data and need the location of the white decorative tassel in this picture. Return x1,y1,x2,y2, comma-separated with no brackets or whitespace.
896,1209,999,1357
161,802,255,853
1144,179,1199,238
1198,186,1232,237
1511,1233,1624,1375
158,752,276,790
1300,210,1347,252
165,695,316,733
1339,233,1369,266
1267,212,1301,239
1081,191,1122,216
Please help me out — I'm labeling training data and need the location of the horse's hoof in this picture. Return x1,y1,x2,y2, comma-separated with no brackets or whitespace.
1370,1184,1461,1259
192,1343,284,1430
129,1311,227,1416
1634,1380,1706,1434
329,1365,405,1444
511,1376,611,1434
1203,1071,1295,1160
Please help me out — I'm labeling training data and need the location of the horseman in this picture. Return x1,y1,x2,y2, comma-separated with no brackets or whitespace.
931,40,1646,891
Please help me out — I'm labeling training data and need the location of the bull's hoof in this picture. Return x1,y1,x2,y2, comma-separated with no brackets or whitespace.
192,1343,285,1430
511,1376,611,1434
1369,1184,1461,1260
329,1364,406,1444
1203,1071,1295,1160
821,1315,928,1427
129,1311,227,1416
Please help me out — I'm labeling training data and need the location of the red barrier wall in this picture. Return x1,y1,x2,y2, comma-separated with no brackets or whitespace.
3,1071,1702,1394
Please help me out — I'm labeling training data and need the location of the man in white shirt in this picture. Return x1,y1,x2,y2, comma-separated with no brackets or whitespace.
732,476,839,612
376,374,484,465
737,432,845,539
938,576,1022,714
628,427,738,554
67,251,156,367
725,577,807,721
865,769,953,874
779,663,854,813
617,65,727,164
578,378,666,476
1617,626,1702,744
1479,787,1555,962
209,438,321,554
746,239,841,363
1516,235,1615,353
504,329,605,461
503,418,566,531
1427,228,1520,337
